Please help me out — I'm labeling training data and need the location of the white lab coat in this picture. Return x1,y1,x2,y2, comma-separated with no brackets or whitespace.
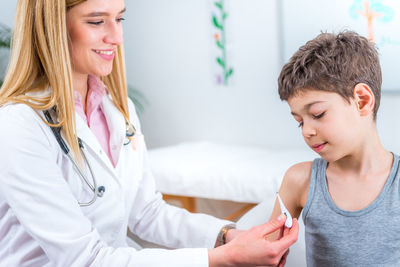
0,92,231,267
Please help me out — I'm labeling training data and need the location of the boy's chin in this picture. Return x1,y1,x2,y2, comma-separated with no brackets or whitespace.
318,152,345,163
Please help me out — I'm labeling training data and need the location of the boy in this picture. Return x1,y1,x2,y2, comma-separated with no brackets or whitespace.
270,31,400,266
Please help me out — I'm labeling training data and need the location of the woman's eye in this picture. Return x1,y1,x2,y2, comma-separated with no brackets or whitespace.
88,21,104,25
297,121,304,128
313,112,325,119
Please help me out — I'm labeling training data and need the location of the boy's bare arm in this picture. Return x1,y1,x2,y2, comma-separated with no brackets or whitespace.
266,161,312,240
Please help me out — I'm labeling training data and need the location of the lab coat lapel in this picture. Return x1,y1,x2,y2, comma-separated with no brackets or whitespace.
100,94,125,166
75,113,118,178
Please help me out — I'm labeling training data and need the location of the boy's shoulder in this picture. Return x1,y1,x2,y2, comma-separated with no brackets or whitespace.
281,161,313,208
284,161,313,185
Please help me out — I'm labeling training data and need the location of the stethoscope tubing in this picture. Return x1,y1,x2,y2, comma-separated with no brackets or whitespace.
43,108,135,206
43,109,101,207
67,147,98,206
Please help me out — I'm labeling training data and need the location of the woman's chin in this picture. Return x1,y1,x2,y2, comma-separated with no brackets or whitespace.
92,67,113,78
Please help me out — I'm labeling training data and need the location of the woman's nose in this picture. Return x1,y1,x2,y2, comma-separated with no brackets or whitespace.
104,22,123,46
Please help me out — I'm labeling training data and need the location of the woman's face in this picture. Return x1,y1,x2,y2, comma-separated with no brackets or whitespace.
66,0,125,79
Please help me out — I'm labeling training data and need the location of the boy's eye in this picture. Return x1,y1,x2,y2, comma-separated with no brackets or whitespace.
312,112,325,119
117,17,125,23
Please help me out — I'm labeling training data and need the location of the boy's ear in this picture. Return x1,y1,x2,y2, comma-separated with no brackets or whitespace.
353,83,375,116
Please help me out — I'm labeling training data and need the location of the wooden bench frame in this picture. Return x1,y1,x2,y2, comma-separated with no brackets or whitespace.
162,194,256,221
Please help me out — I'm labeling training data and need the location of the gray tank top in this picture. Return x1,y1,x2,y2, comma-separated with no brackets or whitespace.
302,154,400,267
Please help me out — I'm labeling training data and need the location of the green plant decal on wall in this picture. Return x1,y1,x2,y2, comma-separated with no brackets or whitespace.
212,0,233,86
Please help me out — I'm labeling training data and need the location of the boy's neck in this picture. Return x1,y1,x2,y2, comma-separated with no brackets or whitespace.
325,126,393,212
330,126,392,175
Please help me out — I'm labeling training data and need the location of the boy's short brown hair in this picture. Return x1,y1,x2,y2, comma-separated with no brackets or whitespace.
278,31,382,117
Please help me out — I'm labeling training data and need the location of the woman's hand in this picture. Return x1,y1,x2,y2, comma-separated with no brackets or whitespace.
275,223,292,267
225,228,245,244
224,225,291,266
209,214,299,267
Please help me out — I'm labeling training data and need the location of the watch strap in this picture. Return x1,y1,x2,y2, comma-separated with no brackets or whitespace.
216,223,236,247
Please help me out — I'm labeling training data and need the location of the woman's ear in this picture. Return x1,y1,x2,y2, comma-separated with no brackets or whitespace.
353,83,375,116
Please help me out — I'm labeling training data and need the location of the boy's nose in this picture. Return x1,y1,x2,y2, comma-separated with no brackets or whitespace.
302,123,317,138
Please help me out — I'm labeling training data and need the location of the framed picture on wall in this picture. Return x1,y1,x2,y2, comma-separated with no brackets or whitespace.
280,0,400,92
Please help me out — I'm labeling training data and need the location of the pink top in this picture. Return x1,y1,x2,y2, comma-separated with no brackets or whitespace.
74,75,115,167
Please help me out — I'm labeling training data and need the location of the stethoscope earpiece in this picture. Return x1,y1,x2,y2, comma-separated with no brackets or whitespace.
124,122,136,145
126,122,136,137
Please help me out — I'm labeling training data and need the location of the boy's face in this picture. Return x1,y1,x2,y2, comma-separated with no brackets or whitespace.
288,89,362,162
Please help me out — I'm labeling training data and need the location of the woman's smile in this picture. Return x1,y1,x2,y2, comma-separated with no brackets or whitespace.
93,49,115,61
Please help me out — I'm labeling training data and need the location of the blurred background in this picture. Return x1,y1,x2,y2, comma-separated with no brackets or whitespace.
2,1,399,264
1,0,400,152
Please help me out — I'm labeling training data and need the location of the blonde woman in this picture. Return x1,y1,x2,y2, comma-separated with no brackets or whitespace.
0,0,298,266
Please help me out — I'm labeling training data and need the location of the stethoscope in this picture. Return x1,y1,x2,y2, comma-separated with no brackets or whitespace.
43,109,136,206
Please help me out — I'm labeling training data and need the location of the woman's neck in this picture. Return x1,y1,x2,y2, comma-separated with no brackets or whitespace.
73,73,89,113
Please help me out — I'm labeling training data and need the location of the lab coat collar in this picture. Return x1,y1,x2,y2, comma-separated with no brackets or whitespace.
74,93,125,178
100,94,125,165
75,112,117,177
27,86,127,178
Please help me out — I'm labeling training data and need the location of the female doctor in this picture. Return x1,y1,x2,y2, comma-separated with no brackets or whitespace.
0,0,298,266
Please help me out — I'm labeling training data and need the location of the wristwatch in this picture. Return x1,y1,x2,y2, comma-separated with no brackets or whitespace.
216,224,236,247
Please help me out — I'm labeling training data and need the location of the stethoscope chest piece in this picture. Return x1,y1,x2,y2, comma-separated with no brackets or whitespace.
97,186,105,197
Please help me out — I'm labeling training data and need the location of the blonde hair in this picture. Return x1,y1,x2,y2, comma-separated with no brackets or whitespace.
0,0,130,164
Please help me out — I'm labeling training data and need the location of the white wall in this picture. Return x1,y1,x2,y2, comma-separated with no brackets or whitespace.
0,2,15,25
377,95,400,153
124,0,400,152
124,0,305,149
1,0,399,152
